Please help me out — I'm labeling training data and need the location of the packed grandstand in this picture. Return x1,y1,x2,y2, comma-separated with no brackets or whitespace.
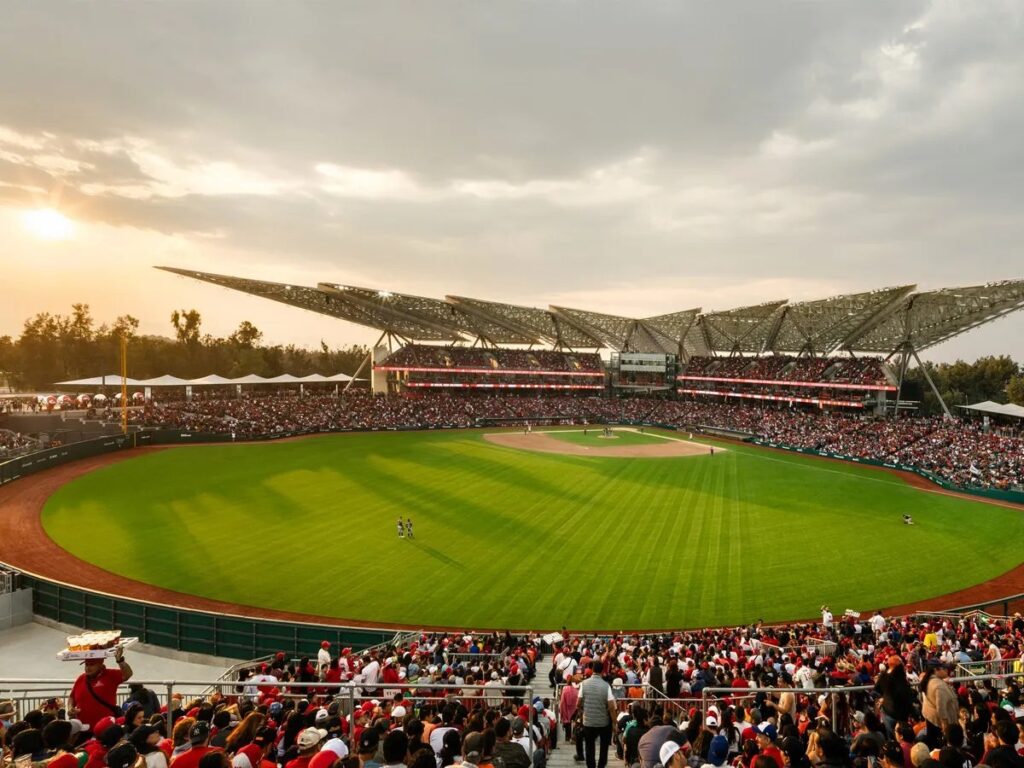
120,393,1019,491
1,612,1022,768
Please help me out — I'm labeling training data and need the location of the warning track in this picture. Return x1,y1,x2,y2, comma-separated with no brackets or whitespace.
0,439,1021,632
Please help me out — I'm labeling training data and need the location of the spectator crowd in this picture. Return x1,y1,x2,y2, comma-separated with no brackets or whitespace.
2,614,1023,768
122,393,1024,491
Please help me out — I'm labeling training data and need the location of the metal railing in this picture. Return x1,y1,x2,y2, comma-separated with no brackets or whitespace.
699,672,1015,738
0,566,22,595
0,679,537,750
553,683,699,727
953,657,1024,680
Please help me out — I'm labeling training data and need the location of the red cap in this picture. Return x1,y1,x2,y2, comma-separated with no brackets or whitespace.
94,717,116,737
321,641,331,649
276,652,286,660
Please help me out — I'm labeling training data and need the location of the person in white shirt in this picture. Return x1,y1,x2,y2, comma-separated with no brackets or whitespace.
821,606,834,636
794,663,815,690
360,654,382,695
317,642,332,676
870,611,886,639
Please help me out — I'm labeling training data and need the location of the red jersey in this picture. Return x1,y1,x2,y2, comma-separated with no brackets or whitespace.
71,668,125,729
171,746,221,768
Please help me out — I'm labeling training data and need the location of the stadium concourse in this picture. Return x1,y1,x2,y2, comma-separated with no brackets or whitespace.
2,615,1024,768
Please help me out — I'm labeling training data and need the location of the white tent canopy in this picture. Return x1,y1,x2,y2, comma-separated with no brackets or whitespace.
55,372,361,387
188,374,235,385
54,374,144,386
957,400,1024,419
134,375,191,387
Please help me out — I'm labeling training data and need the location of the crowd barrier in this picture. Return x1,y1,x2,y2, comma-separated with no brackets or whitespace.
0,679,537,750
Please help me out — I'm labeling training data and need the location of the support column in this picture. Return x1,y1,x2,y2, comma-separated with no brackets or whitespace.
910,346,952,418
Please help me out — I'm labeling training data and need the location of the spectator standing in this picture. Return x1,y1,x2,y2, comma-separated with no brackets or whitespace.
68,648,133,730
579,662,616,768
920,661,958,749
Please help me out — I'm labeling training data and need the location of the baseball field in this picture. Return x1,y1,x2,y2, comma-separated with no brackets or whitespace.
40,428,1024,630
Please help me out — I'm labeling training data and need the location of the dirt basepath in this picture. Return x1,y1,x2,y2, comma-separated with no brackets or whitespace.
484,430,715,458
0,437,1021,632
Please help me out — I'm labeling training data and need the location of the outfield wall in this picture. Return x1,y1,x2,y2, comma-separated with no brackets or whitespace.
21,576,395,659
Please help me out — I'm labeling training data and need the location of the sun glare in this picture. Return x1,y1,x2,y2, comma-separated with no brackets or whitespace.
22,208,75,240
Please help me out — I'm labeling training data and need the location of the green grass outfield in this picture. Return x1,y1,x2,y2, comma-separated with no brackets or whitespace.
42,428,1024,630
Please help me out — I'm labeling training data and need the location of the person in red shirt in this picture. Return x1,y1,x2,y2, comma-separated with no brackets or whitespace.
231,729,278,768
69,649,133,730
286,728,327,768
171,721,222,768
755,724,784,768
82,721,125,768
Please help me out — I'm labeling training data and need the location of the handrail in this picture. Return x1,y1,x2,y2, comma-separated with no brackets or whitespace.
0,679,538,752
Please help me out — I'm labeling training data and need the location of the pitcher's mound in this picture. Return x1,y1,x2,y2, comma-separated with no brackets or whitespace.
483,431,719,458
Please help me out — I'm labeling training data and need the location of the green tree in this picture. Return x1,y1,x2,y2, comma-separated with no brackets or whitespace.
170,309,203,346
229,320,262,349
1008,375,1024,406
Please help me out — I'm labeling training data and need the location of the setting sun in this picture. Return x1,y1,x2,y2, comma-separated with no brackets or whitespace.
22,207,75,240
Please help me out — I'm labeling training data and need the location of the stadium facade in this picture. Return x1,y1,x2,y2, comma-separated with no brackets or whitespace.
157,268,1024,413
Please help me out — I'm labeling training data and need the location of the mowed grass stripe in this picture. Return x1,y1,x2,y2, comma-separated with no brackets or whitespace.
41,430,1024,629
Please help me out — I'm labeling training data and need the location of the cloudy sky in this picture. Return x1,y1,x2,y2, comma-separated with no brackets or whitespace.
1,1,1022,361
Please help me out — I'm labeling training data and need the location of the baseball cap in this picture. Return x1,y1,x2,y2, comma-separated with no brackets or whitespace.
708,736,729,767
189,721,211,745
99,725,126,750
69,719,90,737
93,717,116,737
358,729,380,753
391,706,407,719
757,724,777,741
658,730,688,766
298,728,328,751
106,742,139,768
322,737,349,759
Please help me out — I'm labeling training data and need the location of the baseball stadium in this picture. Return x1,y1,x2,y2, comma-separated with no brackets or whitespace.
2,272,1024,768
2,273,1023,640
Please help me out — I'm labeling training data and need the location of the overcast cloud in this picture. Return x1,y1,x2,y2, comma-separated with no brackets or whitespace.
1,1,1022,361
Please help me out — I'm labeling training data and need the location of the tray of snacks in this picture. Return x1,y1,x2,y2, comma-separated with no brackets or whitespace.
57,631,138,661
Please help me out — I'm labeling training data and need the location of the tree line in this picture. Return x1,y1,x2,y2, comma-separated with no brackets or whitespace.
0,304,368,389
1,304,1022,408
902,355,1023,414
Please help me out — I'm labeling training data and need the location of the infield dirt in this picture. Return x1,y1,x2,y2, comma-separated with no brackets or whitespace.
483,430,716,458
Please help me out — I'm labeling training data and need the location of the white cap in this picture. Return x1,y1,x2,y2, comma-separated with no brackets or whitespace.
660,741,684,766
322,738,349,759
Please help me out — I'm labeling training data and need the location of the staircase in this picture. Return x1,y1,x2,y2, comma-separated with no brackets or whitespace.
535,654,579,768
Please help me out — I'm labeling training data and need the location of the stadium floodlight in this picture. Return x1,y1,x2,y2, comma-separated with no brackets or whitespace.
379,290,393,299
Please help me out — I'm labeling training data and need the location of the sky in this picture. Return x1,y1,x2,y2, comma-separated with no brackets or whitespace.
1,1,1022,362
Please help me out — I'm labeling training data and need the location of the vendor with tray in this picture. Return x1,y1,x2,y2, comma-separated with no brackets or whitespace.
65,631,134,730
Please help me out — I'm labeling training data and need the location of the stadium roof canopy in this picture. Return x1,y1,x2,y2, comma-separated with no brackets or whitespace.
156,268,1024,358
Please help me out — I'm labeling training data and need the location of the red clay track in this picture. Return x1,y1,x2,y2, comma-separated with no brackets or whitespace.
0,440,1022,633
